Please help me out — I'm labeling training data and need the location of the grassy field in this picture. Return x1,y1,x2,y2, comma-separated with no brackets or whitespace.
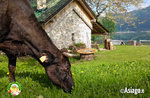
0,45,150,98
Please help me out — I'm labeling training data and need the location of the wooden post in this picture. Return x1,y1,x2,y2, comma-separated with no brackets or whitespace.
109,42,113,50
133,40,136,46
104,35,107,40
104,39,110,49
139,40,141,45
104,35,107,49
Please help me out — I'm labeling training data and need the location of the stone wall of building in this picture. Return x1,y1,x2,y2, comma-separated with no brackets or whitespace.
44,1,92,49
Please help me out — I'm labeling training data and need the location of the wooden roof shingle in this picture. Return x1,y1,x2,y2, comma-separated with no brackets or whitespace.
30,0,72,22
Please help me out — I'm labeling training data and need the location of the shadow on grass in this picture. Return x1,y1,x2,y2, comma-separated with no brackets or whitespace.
17,56,40,67
0,70,7,78
15,72,55,89
69,56,80,63
0,69,54,89
0,70,59,91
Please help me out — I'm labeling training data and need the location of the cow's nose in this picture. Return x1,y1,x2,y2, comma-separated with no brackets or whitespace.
63,85,74,93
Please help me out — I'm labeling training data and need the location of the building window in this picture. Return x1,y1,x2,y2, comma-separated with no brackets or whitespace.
72,33,75,44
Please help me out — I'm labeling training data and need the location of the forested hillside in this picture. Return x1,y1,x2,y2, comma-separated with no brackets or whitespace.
113,6,150,40
116,6,150,31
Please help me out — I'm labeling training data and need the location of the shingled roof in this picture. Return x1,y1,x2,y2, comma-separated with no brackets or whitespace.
30,0,109,34
30,0,72,22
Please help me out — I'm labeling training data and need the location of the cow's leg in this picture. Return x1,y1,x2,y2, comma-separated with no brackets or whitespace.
8,56,17,82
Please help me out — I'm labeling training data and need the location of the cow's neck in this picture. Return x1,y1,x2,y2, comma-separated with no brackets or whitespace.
7,0,61,64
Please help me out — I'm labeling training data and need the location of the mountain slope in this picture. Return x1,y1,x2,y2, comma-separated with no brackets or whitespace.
116,6,150,31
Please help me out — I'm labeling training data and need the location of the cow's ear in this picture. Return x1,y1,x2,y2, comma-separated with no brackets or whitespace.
40,52,54,63
40,53,48,63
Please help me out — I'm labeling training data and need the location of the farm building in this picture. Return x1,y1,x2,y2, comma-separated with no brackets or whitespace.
30,0,108,49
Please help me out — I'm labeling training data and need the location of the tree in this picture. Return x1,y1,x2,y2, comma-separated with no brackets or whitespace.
85,0,143,22
98,17,116,34
92,17,116,43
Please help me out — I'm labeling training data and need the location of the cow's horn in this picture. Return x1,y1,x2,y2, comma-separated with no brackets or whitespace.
63,52,78,58
63,52,71,58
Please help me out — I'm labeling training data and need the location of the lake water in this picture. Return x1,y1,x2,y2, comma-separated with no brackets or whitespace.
112,40,150,45
111,40,124,45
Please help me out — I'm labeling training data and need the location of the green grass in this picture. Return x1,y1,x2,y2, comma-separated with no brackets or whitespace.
0,45,150,97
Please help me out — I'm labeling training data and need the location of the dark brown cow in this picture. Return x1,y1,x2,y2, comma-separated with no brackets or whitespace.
0,0,74,92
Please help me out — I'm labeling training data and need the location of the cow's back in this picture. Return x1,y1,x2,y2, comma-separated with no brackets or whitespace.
0,0,10,42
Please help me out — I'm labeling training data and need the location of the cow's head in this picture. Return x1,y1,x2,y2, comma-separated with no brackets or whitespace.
40,51,74,93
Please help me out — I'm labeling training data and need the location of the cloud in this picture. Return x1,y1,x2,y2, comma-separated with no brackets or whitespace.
141,0,150,8
127,0,150,12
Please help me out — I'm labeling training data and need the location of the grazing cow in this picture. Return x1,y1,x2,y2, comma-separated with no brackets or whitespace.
0,0,74,92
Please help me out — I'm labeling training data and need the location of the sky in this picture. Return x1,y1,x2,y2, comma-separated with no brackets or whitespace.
128,0,150,12
142,0,150,8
